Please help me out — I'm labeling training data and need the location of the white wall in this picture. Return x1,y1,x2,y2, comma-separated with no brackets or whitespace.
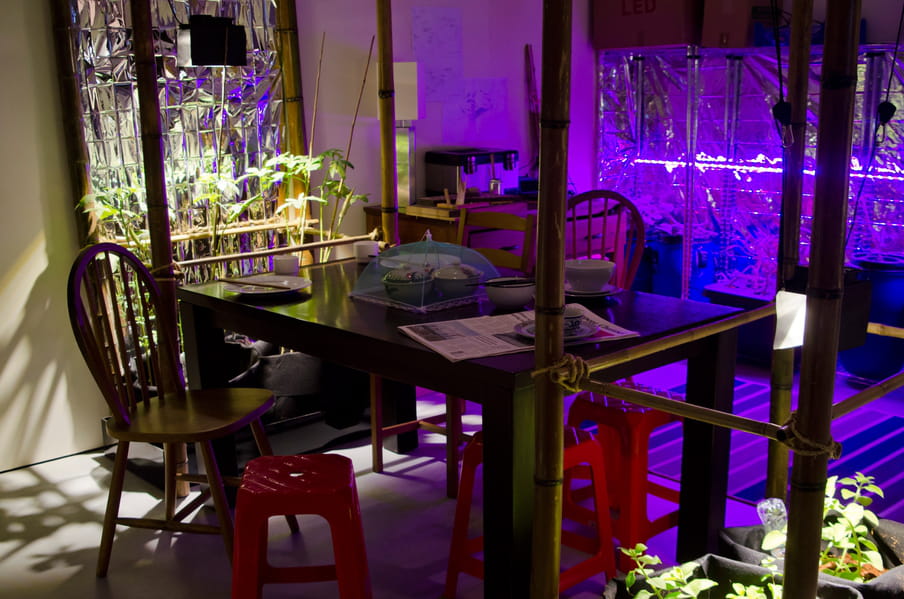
296,0,598,236
0,1,108,471
812,1,902,44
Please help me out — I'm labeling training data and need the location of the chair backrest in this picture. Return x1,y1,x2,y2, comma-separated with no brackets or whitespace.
67,243,184,427
456,208,537,276
565,190,645,289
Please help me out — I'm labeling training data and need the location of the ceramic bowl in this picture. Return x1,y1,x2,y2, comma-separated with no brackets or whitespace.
565,259,615,292
484,276,535,310
383,269,434,304
434,265,482,299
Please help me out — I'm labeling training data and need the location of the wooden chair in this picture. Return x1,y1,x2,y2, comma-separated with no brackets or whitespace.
369,207,537,498
67,242,297,577
565,189,645,290
456,207,537,276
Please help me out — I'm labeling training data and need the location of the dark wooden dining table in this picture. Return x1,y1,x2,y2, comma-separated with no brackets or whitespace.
176,259,741,598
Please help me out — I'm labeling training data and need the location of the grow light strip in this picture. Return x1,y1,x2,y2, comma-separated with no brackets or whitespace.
634,156,904,183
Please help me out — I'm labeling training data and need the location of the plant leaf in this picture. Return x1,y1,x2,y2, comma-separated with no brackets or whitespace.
762,530,787,551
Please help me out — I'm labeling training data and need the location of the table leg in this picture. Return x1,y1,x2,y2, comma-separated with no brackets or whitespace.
677,328,738,561
480,385,535,598
178,302,240,501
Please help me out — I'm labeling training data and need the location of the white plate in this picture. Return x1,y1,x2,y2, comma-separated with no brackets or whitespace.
564,283,620,298
222,275,312,296
513,320,601,342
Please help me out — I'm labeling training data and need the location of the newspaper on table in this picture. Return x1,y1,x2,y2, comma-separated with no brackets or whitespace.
399,303,638,362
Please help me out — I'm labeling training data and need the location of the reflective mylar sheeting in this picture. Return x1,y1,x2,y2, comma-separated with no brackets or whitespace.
70,0,282,275
598,46,904,298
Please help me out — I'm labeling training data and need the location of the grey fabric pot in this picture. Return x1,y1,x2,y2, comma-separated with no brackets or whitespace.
603,553,863,598
720,522,904,599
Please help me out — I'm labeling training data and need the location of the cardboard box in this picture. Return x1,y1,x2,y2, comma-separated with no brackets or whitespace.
592,0,704,50
701,0,781,48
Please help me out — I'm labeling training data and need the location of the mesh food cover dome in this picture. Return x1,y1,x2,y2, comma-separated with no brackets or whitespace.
350,233,500,312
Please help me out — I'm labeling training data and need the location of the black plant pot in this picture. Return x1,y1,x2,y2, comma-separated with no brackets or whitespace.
720,522,904,599
603,553,862,598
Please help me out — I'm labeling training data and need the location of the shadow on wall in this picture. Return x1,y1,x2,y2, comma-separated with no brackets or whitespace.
0,251,110,472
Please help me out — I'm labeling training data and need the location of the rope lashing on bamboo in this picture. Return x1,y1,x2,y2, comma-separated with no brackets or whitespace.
781,413,843,458
531,353,589,393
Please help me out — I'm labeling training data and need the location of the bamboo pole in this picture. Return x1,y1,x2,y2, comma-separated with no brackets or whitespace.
176,230,377,268
375,0,399,246
275,0,308,155
767,0,815,502
585,381,787,442
831,369,904,419
867,321,904,339
782,3,861,598
578,303,775,375
766,349,794,499
130,0,177,367
49,0,94,246
531,2,571,596
130,0,187,494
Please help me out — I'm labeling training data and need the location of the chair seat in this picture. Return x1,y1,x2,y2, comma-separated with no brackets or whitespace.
106,387,274,442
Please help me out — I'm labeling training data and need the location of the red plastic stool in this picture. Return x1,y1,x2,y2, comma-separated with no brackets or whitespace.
231,454,372,599
443,429,616,598
566,389,681,567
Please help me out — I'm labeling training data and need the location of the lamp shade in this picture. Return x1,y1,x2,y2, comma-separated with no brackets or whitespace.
177,15,247,67
393,62,419,122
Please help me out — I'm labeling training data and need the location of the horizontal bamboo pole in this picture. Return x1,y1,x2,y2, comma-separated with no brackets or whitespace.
169,218,314,242
582,303,776,375
868,322,904,339
831,369,904,419
176,230,379,268
105,217,317,248
584,381,787,442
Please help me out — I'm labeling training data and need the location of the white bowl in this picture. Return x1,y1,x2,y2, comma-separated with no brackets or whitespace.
434,265,481,299
565,259,615,292
484,277,535,310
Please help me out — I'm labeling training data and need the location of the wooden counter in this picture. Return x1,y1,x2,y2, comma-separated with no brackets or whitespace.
364,198,536,244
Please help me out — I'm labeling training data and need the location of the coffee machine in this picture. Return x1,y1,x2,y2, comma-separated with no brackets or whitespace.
424,147,518,201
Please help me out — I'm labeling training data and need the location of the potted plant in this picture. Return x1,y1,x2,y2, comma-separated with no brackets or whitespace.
720,473,904,597
604,544,861,598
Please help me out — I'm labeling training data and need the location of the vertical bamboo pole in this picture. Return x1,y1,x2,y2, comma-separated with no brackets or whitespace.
782,3,861,598
766,0,814,501
275,0,308,155
130,0,186,494
130,0,176,322
50,0,94,246
375,0,399,246
531,1,571,596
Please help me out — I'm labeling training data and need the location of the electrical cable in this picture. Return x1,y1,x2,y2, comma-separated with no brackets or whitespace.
770,0,792,145
843,3,904,254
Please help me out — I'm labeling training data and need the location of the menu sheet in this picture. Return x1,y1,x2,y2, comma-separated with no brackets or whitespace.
398,303,638,362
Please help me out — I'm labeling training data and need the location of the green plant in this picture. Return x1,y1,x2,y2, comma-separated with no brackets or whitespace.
726,557,783,599
761,472,885,582
620,543,719,598
267,149,368,262
79,183,150,260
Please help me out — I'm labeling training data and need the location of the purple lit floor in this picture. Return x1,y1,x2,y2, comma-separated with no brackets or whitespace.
1,361,901,598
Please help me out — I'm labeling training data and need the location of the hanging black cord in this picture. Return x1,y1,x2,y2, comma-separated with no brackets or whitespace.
878,6,904,125
844,4,904,253
770,0,792,142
